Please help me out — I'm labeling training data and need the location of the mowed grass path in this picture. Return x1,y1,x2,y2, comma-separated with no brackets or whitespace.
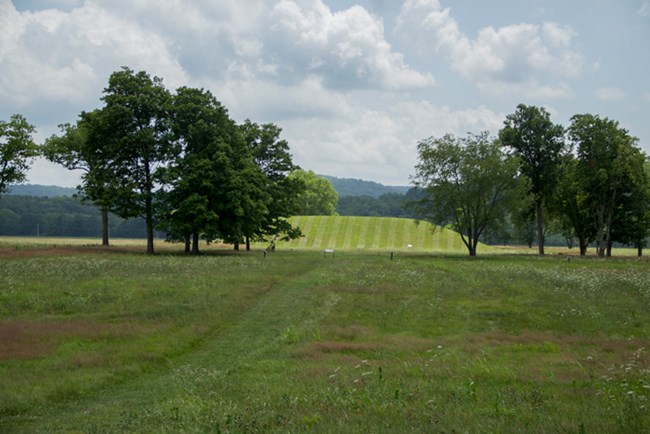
1,247,650,432
275,216,480,253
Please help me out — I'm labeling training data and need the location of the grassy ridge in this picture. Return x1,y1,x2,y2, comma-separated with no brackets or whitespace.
274,216,483,253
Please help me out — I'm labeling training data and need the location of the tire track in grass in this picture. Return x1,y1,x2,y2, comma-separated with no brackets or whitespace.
449,228,459,251
386,218,398,250
322,217,337,249
296,216,313,248
437,226,448,251
31,255,327,432
371,218,385,250
342,217,356,249
449,227,460,251
356,217,369,249
311,216,328,249
416,220,428,251
326,216,344,249
391,218,401,249
401,218,412,250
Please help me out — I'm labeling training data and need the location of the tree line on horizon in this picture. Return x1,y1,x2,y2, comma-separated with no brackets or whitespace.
0,194,146,238
1,69,648,256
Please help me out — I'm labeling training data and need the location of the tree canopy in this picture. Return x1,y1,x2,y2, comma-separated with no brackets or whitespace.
160,86,244,254
500,104,567,255
43,110,120,245
240,120,304,248
0,114,38,198
412,132,521,256
288,169,339,216
43,67,305,253
568,114,648,256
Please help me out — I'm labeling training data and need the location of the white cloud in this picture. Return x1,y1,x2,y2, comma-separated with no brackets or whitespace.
80,0,433,92
284,98,504,185
212,75,351,122
5,0,645,187
270,0,435,90
396,0,584,100
595,87,626,102
0,1,188,109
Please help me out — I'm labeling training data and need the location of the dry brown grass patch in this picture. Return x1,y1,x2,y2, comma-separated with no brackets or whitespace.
331,325,373,340
0,320,137,360
449,330,650,381
293,341,386,360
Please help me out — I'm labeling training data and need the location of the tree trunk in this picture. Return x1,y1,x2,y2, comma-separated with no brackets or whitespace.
579,237,587,256
192,232,200,255
234,241,239,251
184,234,191,254
638,246,643,257
535,200,545,255
101,206,109,246
469,237,478,257
145,195,154,254
565,235,574,249
604,208,614,257
144,160,155,254
596,206,606,256
246,236,251,251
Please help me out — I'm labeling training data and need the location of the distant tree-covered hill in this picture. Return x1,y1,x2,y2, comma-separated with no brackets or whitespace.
322,175,409,198
9,178,409,200
0,179,419,236
337,193,419,218
0,194,146,238
7,184,77,197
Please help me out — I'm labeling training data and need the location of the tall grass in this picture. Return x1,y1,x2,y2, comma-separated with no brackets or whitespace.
1,248,649,432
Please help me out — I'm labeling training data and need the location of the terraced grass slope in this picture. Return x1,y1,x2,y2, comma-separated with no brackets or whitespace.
272,216,487,253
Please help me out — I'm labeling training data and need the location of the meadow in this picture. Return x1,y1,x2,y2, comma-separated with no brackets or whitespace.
0,235,649,432
277,216,473,253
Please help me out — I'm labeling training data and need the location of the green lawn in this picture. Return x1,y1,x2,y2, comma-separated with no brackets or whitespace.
1,244,649,432
270,216,483,253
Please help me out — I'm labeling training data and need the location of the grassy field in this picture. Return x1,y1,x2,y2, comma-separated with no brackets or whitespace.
272,216,481,253
0,216,483,255
1,239,649,433
0,216,477,254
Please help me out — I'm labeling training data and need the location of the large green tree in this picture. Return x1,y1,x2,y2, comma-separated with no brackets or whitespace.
605,154,649,256
288,169,338,215
93,67,174,254
568,114,647,256
551,156,596,256
0,114,38,198
43,110,117,246
162,86,238,254
609,164,649,256
412,132,520,256
240,120,303,249
500,104,567,255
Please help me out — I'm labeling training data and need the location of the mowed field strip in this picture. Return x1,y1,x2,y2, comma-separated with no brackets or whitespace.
275,216,480,253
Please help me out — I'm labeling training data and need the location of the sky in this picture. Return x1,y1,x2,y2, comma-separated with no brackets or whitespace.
1,0,649,187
